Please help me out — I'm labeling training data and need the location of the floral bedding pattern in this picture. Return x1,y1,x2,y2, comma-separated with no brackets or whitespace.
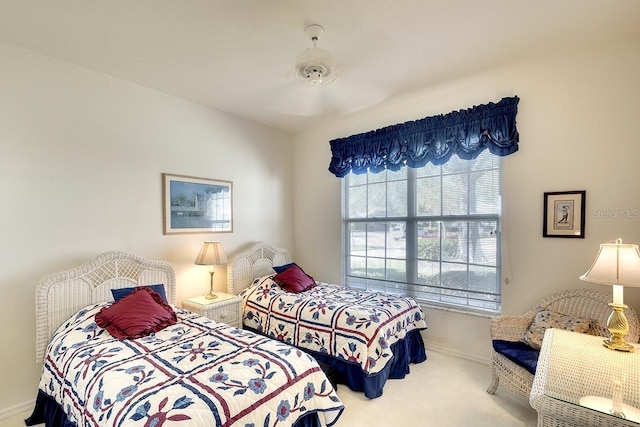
39,304,344,427
240,275,427,375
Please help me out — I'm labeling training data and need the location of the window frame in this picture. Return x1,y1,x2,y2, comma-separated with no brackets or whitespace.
341,154,502,314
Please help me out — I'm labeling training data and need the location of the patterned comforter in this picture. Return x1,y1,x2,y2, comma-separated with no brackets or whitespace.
39,304,344,427
240,275,427,375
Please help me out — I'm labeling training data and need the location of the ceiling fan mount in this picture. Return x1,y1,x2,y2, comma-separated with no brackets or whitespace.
294,24,339,86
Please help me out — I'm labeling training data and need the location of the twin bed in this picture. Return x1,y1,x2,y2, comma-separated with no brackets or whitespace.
28,243,427,426
27,251,342,427
227,242,427,399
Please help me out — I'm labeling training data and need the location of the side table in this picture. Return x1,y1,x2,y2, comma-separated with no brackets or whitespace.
182,292,243,328
530,328,640,426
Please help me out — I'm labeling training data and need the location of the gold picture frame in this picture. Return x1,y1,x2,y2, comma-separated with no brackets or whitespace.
162,173,233,235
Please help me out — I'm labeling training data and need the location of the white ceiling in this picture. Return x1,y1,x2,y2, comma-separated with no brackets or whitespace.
1,0,639,134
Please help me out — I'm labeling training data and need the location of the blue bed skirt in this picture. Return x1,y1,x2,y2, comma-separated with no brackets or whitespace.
25,391,75,427
245,326,427,399
25,389,326,427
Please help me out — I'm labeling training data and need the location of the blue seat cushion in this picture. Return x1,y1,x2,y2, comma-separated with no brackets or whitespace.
492,340,540,375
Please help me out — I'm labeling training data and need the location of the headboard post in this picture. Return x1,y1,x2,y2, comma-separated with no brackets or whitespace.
227,242,291,294
35,251,176,363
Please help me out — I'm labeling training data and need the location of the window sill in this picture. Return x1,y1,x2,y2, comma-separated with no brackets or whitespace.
418,301,499,319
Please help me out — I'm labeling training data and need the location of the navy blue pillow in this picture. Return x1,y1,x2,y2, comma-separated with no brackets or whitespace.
492,340,540,375
273,262,299,274
111,284,168,304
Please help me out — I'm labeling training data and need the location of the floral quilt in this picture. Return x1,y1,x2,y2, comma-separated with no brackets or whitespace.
240,275,427,375
39,304,344,427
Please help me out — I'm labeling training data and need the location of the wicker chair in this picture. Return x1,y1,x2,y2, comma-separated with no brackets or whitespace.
486,288,640,398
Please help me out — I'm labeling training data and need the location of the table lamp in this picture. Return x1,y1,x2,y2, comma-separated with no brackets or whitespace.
580,238,640,352
194,241,228,299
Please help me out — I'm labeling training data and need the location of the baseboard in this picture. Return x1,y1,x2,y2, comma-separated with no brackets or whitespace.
425,342,490,366
0,400,34,421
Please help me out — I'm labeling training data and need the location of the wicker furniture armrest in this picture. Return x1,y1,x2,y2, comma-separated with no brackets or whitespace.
490,313,533,341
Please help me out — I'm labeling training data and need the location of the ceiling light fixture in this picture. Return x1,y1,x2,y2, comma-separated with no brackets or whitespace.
294,24,338,86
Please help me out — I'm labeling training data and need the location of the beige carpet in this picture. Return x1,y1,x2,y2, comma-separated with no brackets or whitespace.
1,350,537,427
334,350,537,427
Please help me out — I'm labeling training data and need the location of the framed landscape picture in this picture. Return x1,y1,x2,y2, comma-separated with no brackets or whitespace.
162,173,233,235
543,190,585,238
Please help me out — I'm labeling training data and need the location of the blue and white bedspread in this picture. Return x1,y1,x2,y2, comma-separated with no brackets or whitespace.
240,275,427,375
38,304,344,427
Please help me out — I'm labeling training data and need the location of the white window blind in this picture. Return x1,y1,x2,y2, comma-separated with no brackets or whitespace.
343,150,501,312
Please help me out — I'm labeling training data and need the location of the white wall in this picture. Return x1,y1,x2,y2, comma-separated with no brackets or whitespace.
292,36,640,362
0,41,293,415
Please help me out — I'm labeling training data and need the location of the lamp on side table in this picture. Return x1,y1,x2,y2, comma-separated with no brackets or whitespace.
530,329,640,426
580,238,640,353
194,241,228,300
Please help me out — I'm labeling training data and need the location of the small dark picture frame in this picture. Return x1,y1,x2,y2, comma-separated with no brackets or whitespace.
543,191,586,238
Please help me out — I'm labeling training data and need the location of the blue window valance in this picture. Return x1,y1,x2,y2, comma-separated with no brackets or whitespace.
328,96,519,177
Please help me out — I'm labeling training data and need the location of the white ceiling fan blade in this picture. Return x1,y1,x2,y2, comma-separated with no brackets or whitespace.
253,25,403,118
256,79,328,117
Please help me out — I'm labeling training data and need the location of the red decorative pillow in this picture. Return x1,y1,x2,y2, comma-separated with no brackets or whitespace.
272,264,316,293
95,287,177,339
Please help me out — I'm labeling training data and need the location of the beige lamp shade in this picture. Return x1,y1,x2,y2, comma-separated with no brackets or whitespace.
579,238,640,287
194,241,228,266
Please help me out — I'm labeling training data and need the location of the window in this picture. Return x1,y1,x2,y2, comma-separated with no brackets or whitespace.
343,150,501,312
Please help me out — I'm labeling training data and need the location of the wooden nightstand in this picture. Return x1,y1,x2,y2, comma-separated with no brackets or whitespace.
182,292,243,328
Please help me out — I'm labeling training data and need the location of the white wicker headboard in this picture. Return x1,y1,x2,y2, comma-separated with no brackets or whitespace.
227,242,291,295
35,251,176,363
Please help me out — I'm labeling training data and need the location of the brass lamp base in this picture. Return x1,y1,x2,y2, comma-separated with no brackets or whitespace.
604,303,635,352
204,271,218,300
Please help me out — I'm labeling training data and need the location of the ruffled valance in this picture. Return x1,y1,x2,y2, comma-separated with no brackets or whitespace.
328,96,520,177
